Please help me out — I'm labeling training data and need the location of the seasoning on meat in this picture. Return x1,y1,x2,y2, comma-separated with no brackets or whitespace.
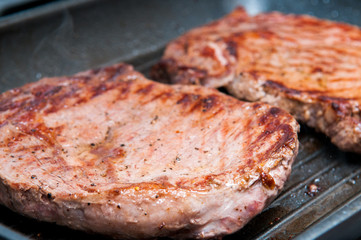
151,7,361,153
0,63,298,239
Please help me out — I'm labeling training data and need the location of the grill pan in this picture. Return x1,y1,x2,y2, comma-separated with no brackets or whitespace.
1,0,361,239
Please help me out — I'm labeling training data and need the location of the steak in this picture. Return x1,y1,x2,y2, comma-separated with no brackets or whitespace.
151,7,361,153
0,63,298,239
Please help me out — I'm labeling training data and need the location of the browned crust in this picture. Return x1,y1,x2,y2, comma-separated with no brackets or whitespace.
0,63,299,239
151,6,361,153
0,63,298,195
261,81,361,153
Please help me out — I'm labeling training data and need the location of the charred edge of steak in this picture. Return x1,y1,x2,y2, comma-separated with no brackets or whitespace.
150,59,174,84
150,59,207,85
233,79,361,153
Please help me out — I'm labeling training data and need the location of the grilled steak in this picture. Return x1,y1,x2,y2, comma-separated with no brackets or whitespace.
151,7,361,153
0,63,298,239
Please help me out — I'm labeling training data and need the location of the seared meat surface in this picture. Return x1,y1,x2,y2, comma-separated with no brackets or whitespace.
0,63,298,239
151,7,361,153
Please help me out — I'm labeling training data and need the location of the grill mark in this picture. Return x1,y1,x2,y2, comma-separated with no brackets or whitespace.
1,122,67,169
225,40,238,58
231,116,252,141
150,91,172,102
148,92,165,103
245,105,296,162
188,100,203,113
201,95,219,112
32,85,63,98
90,74,130,99
0,64,135,123
91,82,110,98
264,80,305,96
158,9,361,106
236,121,296,188
187,94,220,114
138,90,174,106
263,124,295,156
265,76,360,100
176,94,200,106
0,67,137,178
15,123,67,167
135,83,155,95
115,80,134,101
0,97,28,112
329,77,361,83
45,87,82,114
1,61,299,198
204,107,225,120
108,64,131,81
258,107,281,126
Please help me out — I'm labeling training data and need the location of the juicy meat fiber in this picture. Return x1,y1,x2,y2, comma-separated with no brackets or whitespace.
0,63,298,239
151,7,361,153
